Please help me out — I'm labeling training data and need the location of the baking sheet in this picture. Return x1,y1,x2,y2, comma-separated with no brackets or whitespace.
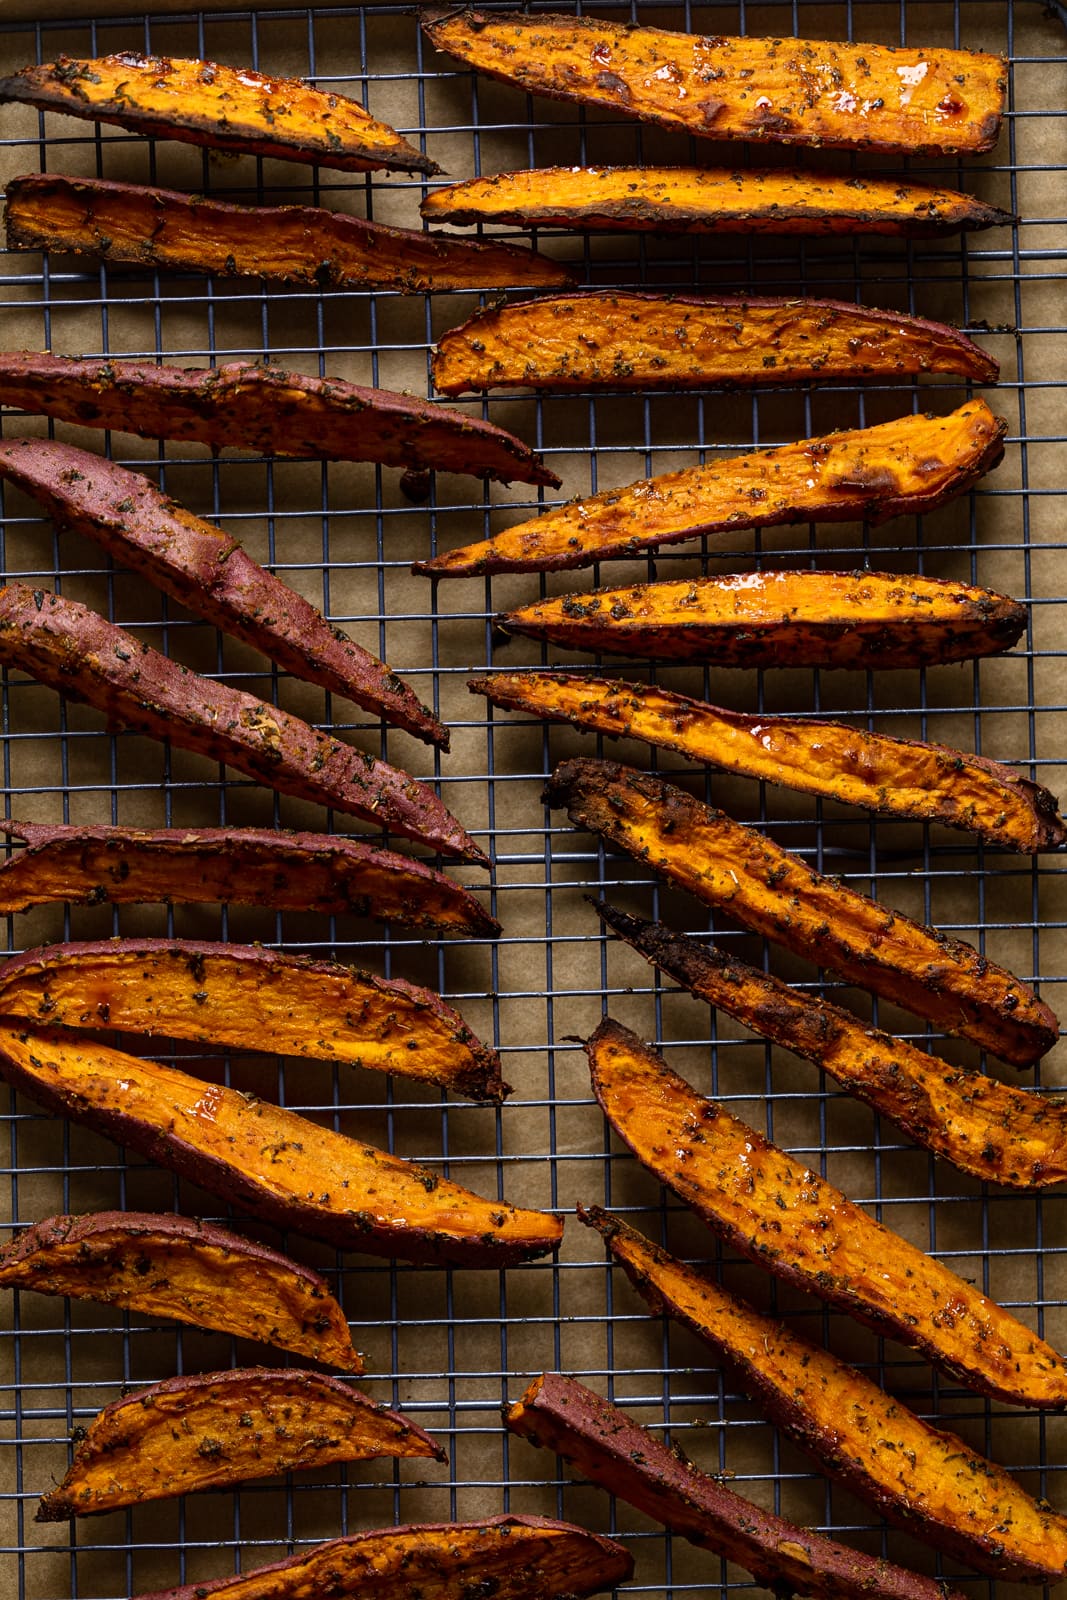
0,4,1065,1597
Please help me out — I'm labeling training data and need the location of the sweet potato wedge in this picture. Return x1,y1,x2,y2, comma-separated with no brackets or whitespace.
585,1019,1067,1410
416,401,1007,577
0,436,447,748
431,291,999,396
547,760,1058,1066
0,1023,563,1268
37,1367,444,1520
0,821,497,935
0,1210,360,1370
4,174,574,293
597,903,1067,1188
502,570,1027,670
133,1514,632,1600
0,585,484,864
473,671,1065,854
0,353,559,487
581,1206,1067,1584
0,52,437,175
506,1371,966,1600
422,165,1014,237
0,938,507,1103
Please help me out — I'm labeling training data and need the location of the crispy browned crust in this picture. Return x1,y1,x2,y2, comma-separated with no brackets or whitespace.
431,291,999,395
506,1372,966,1600
0,585,485,864
545,759,1058,1066
133,1514,633,1600
0,1210,360,1370
0,52,438,174
501,570,1027,670
38,1367,444,1520
580,1206,1067,1584
417,402,1006,577
0,435,448,748
584,1019,1067,1409
472,671,1065,854
596,902,1067,1187
0,938,508,1103
0,1024,563,1268
0,821,498,934
423,166,1015,236
421,12,1006,158
0,353,559,487
4,174,574,293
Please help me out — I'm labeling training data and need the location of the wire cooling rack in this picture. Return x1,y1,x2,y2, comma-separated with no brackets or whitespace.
0,3,1065,1597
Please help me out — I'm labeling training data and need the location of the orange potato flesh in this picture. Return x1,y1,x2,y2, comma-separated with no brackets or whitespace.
417,402,1006,577
0,938,507,1103
431,291,999,396
0,1024,563,1268
421,11,1006,159
38,1368,444,1519
581,1205,1067,1584
0,52,438,174
545,759,1058,1067
0,1211,361,1371
472,670,1066,854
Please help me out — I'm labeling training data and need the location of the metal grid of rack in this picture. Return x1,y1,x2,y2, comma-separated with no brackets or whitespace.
0,3,1065,1596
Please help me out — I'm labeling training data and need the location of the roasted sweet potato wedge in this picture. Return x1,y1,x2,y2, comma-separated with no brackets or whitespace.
133,1514,632,1600
4,174,574,293
506,1371,965,1600
547,760,1058,1066
0,938,507,1103
0,821,497,935
597,903,1067,1188
0,1024,563,1267
431,291,998,396
417,402,1006,577
0,52,437,175
581,1206,1067,1584
0,436,447,748
422,165,1014,237
0,585,484,864
0,353,559,487
0,1210,360,1370
585,1018,1067,1410
474,671,1065,854
502,570,1027,670
37,1367,444,1520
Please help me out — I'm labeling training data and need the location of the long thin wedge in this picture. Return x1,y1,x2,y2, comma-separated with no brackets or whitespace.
505,1372,966,1600
502,570,1027,670
4,174,574,293
472,671,1065,854
0,1024,563,1267
421,12,1006,159
133,1514,632,1600
580,1206,1067,1584
0,1211,361,1371
596,903,1067,1188
37,1368,444,1520
0,353,559,487
0,52,438,175
0,821,497,934
546,759,1058,1065
417,402,1006,577
0,436,447,747
0,938,508,1103
422,166,1014,236
431,292,998,396
0,585,484,864
585,1018,1067,1410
